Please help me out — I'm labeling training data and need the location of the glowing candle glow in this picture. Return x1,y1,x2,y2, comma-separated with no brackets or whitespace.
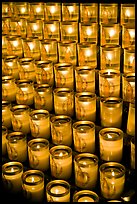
2,126,8,156
22,170,44,202
73,190,99,202
2,101,12,129
2,161,23,193
46,180,70,202
126,101,135,136
100,162,125,199
50,145,72,180
99,128,123,162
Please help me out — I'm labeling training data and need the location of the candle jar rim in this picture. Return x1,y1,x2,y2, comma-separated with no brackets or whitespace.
101,23,120,27
50,145,72,159
123,72,135,78
122,23,135,29
59,40,76,45
100,97,123,106
6,131,26,142
41,38,57,43
73,120,95,130
6,36,22,40
73,190,99,202
44,20,60,24
22,170,44,186
11,104,30,113
2,100,11,107
99,127,123,141
53,88,74,95
61,21,78,25
101,45,121,50
17,79,33,85
35,83,52,91
99,69,120,77
2,125,8,134
2,76,14,81
121,3,135,7
62,2,79,6
78,42,97,46
4,55,19,62
100,3,118,6
124,47,135,52
74,153,98,167
28,138,49,149
19,57,34,64
46,180,70,197
99,162,126,178
75,92,96,100
35,60,53,67
2,161,23,176
23,36,39,42
75,65,95,71
80,22,98,26
30,109,49,119
51,115,72,124
54,62,73,70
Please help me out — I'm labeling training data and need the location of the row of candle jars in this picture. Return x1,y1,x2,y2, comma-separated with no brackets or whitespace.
2,152,127,201
2,2,135,24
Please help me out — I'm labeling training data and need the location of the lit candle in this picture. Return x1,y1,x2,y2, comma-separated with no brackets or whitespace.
30,110,50,139
73,190,99,202
74,153,98,189
22,170,44,202
51,115,72,146
100,162,125,199
46,180,70,202
126,101,135,136
45,3,61,21
99,128,123,162
53,88,74,117
28,138,49,171
73,121,95,153
99,69,120,97
11,105,30,135
122,24,135,49
6,132,27,162
2,126,8,156
2,161,23,193
75,92,96,122
2,101,12,129
100,97,123,128
62,3,79,21
60,21,78,42
50,145,72,180
121,4,135,25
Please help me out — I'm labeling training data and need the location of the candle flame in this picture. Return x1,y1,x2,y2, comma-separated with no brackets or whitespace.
33,24,38,31
68,27,73,34
36,7,41,13
68,6,74,13
50,24,56,32
50,6,55,14
107,53,112,61
13,41,18,47
86,28,92,36
21,7,26,13
107,133,112,138
129,30,135,39
112,171,115,176
129,56,134,64
45,44,49,52
32,177,35,182
86,49,92,57
125,9,130,17
29,42,34,50
11,167,14,172
59,152,63,157
109,29,115,37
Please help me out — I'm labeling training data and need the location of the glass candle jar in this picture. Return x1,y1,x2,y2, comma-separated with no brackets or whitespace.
73,121,95,153
2,17,11,35
126,101,135,136
99,127,123,162
2,125,8,156
16,79,34,106
2,2,13,18
120,4,135,25
73,190,99,202
62,3,79,22
100,97,123,128
40,39,58,63
6,131,27,162
99,4,118,24
4,55,20,80
2,76,17,102
60,21,78,42
13,2,29,19
53,88,74,117
2,34,8,56
9,18,22,37
99,69,120,97
28,138,49,171
46,180,70,202
122,24,135,49
17,18,28,38
54,62,74,89
44,20,60,41
11,105,31,135
22,170,44,202
123,47,135,73
50,115,72,146
6,36,23,58
99,162,126,199
35,60,54,86
27,19,43,40
77,42,97,67
75,65,95,93
100,24,120,46
79,22,98,44
29,109,50,139
23,37,41,61
50,145,72,180
2,161,23,193
29,2,45,20
58,40,77,65
2,101,12,129
44,2,61,21
75,92,96,122
19,57,36,82
122,72,135,102
34,84,53,112
100,45,121,70
130,137,135,169
80,3,98,23
74,153,98,189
